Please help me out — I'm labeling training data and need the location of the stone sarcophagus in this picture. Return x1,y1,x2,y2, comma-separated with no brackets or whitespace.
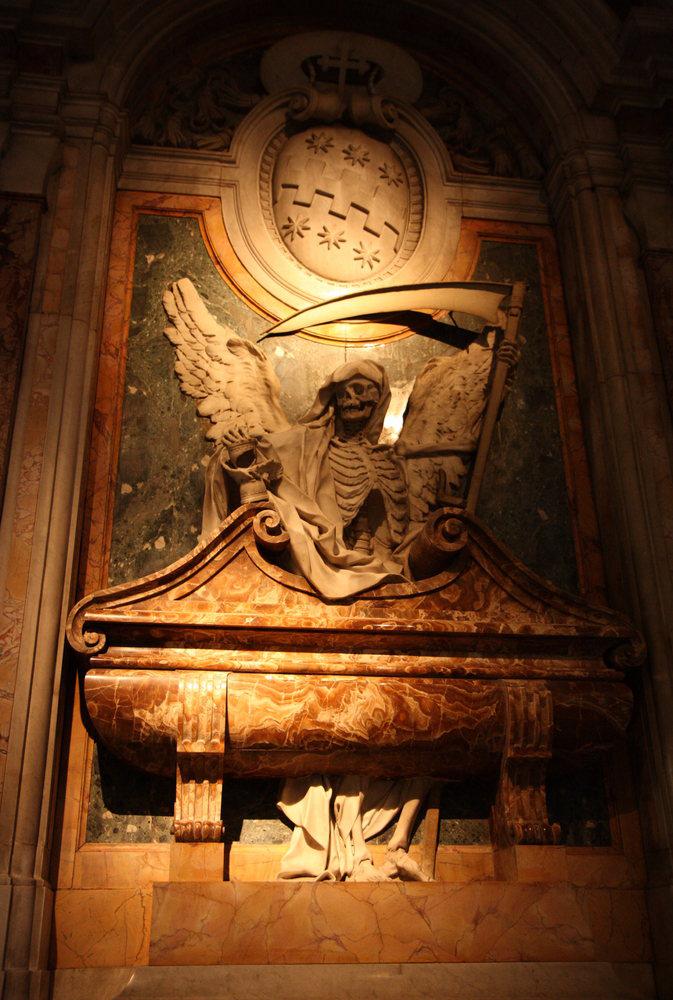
66,502,641,854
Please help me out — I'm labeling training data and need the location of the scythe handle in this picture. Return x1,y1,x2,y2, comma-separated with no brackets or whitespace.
466,280,526,515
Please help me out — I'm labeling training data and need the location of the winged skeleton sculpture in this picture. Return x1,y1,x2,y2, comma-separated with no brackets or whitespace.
163,277,519,601
161,277,523,881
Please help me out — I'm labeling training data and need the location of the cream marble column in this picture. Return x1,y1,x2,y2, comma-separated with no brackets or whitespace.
0,100,123,999
549,140,673,999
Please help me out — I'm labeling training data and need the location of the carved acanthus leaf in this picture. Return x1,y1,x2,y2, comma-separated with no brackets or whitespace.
417,82,543,180
131,55,263,152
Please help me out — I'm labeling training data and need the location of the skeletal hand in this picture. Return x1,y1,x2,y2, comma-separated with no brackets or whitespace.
221,426,258,449
497,337,525,392
496,340,522,369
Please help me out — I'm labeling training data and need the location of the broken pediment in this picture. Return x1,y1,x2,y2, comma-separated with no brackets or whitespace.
67,503,641,673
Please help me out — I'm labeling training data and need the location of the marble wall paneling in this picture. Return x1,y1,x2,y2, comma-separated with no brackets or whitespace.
72,844,170,891
109,213,581,592
50,961,658,1000
166,842,495,883
85,743,174,845
108,215,229,586
473,241,578,594
54,886,153,967
452,221,606,604
147,880,652,966
71,195,609,848
77,193,138,597
59,834,646,893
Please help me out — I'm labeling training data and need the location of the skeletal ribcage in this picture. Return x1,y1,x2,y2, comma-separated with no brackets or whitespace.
328,437,408,546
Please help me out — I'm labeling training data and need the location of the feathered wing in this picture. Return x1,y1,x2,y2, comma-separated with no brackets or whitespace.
397,332,496,526
163,278,291,442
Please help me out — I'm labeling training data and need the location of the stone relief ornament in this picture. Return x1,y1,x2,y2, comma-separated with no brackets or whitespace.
127,30,545,345
129,33,541,178
223,31,460,335
265,123,422,283
162,277,517,601
417,80,543,180
131,51,264,151
160,276,523,880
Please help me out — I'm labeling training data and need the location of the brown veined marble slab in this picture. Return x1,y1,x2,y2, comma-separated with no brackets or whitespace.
67,506,642,670
90,646,619,680
83,669,632,780
148,880,651,966
226,675,502,754
84,669,180,776
68,504,641,847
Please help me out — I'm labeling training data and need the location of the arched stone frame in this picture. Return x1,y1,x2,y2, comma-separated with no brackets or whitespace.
0,1,671,994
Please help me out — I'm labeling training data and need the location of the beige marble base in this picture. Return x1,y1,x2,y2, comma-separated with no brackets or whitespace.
149,880,650,966
51,962,656,1000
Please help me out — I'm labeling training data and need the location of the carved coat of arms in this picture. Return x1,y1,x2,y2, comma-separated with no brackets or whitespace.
219,31,464,342
270,124,418,282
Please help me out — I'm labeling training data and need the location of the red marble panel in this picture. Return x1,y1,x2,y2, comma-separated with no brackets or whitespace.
227,674,503,755
82,666,632,784
148,880,651,965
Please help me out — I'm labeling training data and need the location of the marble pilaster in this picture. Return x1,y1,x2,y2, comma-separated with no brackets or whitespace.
0,101,124,998
549,142,673,999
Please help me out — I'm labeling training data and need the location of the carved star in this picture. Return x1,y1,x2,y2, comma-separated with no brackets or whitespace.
281,215,311,242
305,131,334,155
342,143,370,167
353,241,381,271
317,225,347,250
378,162,403,187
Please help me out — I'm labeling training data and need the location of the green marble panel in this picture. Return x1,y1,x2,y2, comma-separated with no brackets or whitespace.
474,241,578,593
109,216,577,589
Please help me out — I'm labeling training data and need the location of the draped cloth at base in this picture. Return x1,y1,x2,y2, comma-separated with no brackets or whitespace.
277,775,427,881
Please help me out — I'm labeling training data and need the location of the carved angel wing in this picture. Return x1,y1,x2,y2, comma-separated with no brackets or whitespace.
397,332,496,526
163,278,291,442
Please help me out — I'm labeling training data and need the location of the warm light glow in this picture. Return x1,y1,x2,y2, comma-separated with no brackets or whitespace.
380,379,415,444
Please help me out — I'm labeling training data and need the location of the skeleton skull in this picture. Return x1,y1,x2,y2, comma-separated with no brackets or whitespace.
335,377,381,432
